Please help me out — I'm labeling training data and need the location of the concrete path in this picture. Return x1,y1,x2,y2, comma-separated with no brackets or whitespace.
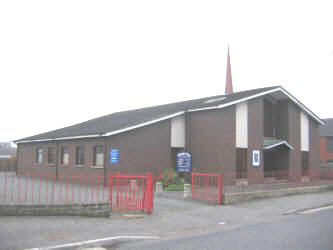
1,191,333,250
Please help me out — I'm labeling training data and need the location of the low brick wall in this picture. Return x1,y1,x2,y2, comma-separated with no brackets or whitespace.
224,184,333,204
0,203,110,217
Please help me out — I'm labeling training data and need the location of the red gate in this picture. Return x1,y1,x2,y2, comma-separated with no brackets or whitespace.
109,173,154,214
192,172,223,205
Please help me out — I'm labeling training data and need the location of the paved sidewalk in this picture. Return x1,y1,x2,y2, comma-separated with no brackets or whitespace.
1,191,333,250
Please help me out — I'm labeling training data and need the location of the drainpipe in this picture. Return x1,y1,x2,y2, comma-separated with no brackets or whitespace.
184,109,191,182
55,141,59,180
15,144,19,174
103,136,107,186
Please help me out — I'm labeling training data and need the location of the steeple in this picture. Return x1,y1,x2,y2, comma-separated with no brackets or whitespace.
225,45,233,95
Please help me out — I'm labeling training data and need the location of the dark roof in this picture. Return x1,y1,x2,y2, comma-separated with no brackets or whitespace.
15,86,321,143
319,118,333,136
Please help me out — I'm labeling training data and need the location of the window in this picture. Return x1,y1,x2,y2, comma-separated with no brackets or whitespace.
76,146,85,165
36,148,43,164
48,147,56,165
327,160,333,163
236,148,247,179
263,98,275,138
326,137,333,152
61,147,69,165
94,145,104,166
301,151,309,176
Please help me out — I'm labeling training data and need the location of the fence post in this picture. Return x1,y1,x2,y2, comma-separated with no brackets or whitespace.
116,172,120,207
191,172,194,199
109,173,113,210
145,173,153,214
184,184,191,199
218,174,223,205
155,181,163,196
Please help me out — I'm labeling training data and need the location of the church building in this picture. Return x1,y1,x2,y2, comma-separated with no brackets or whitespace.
15,49,323,185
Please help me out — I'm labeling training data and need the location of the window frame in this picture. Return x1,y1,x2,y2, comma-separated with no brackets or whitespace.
236,148,247,179
75,146,85,166
301,151,309,176
93,145,104,167
326,137,333,152
48,147,56,165
36,148,43,164
60,146,69,165
263,98,276,138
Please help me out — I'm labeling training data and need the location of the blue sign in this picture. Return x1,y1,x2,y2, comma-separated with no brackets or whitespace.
176,151,192,172
110,149,119,163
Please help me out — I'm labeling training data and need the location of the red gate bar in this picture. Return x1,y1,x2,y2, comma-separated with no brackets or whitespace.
192,172,223,205
109,173,153,213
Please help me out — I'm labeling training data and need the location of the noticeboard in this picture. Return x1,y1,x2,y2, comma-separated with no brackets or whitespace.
252,150,260,167
176,151,192,172
110,148,119,164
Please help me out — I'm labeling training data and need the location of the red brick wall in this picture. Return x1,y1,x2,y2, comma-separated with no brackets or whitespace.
17,120,172,177
319,136,333,164
188,106,236,177
17,138,107,176
105,119,172,176
247,97,264,184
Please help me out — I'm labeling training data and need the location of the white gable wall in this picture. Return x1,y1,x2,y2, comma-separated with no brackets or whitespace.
300,111,309,151
236,102,248,148
171,115,185,147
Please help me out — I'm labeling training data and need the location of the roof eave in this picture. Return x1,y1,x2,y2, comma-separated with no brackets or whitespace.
264,141,294,151
15,111,186,144
15,134,101,144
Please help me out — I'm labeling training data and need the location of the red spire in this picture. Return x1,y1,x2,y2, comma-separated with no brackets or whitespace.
225,46,233,94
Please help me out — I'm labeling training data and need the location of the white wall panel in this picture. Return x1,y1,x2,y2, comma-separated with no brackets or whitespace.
300,111,309,151
236,102,248,148
171,115,185,147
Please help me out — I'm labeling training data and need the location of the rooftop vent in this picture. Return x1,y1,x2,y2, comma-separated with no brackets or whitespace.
204,97,226,104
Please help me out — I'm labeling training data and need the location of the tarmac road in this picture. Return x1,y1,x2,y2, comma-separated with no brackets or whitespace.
1,191,333,250
113,206,333,250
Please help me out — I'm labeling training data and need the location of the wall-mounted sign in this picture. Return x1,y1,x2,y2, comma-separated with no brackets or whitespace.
252,150,260,167
110,148,119,163
176,151,192,172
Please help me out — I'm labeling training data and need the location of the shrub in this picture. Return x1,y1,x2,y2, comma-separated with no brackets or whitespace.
160,168,184,187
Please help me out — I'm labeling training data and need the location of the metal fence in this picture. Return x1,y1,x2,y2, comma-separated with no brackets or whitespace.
0,172,155,214
223,168,333,194
0,172,109,204
191,168,333,204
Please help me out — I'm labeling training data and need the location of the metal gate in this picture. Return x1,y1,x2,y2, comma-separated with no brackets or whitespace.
192,172,223,205
109,173,154,213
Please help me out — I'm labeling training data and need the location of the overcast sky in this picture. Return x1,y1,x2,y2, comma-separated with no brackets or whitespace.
1,0,332,142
